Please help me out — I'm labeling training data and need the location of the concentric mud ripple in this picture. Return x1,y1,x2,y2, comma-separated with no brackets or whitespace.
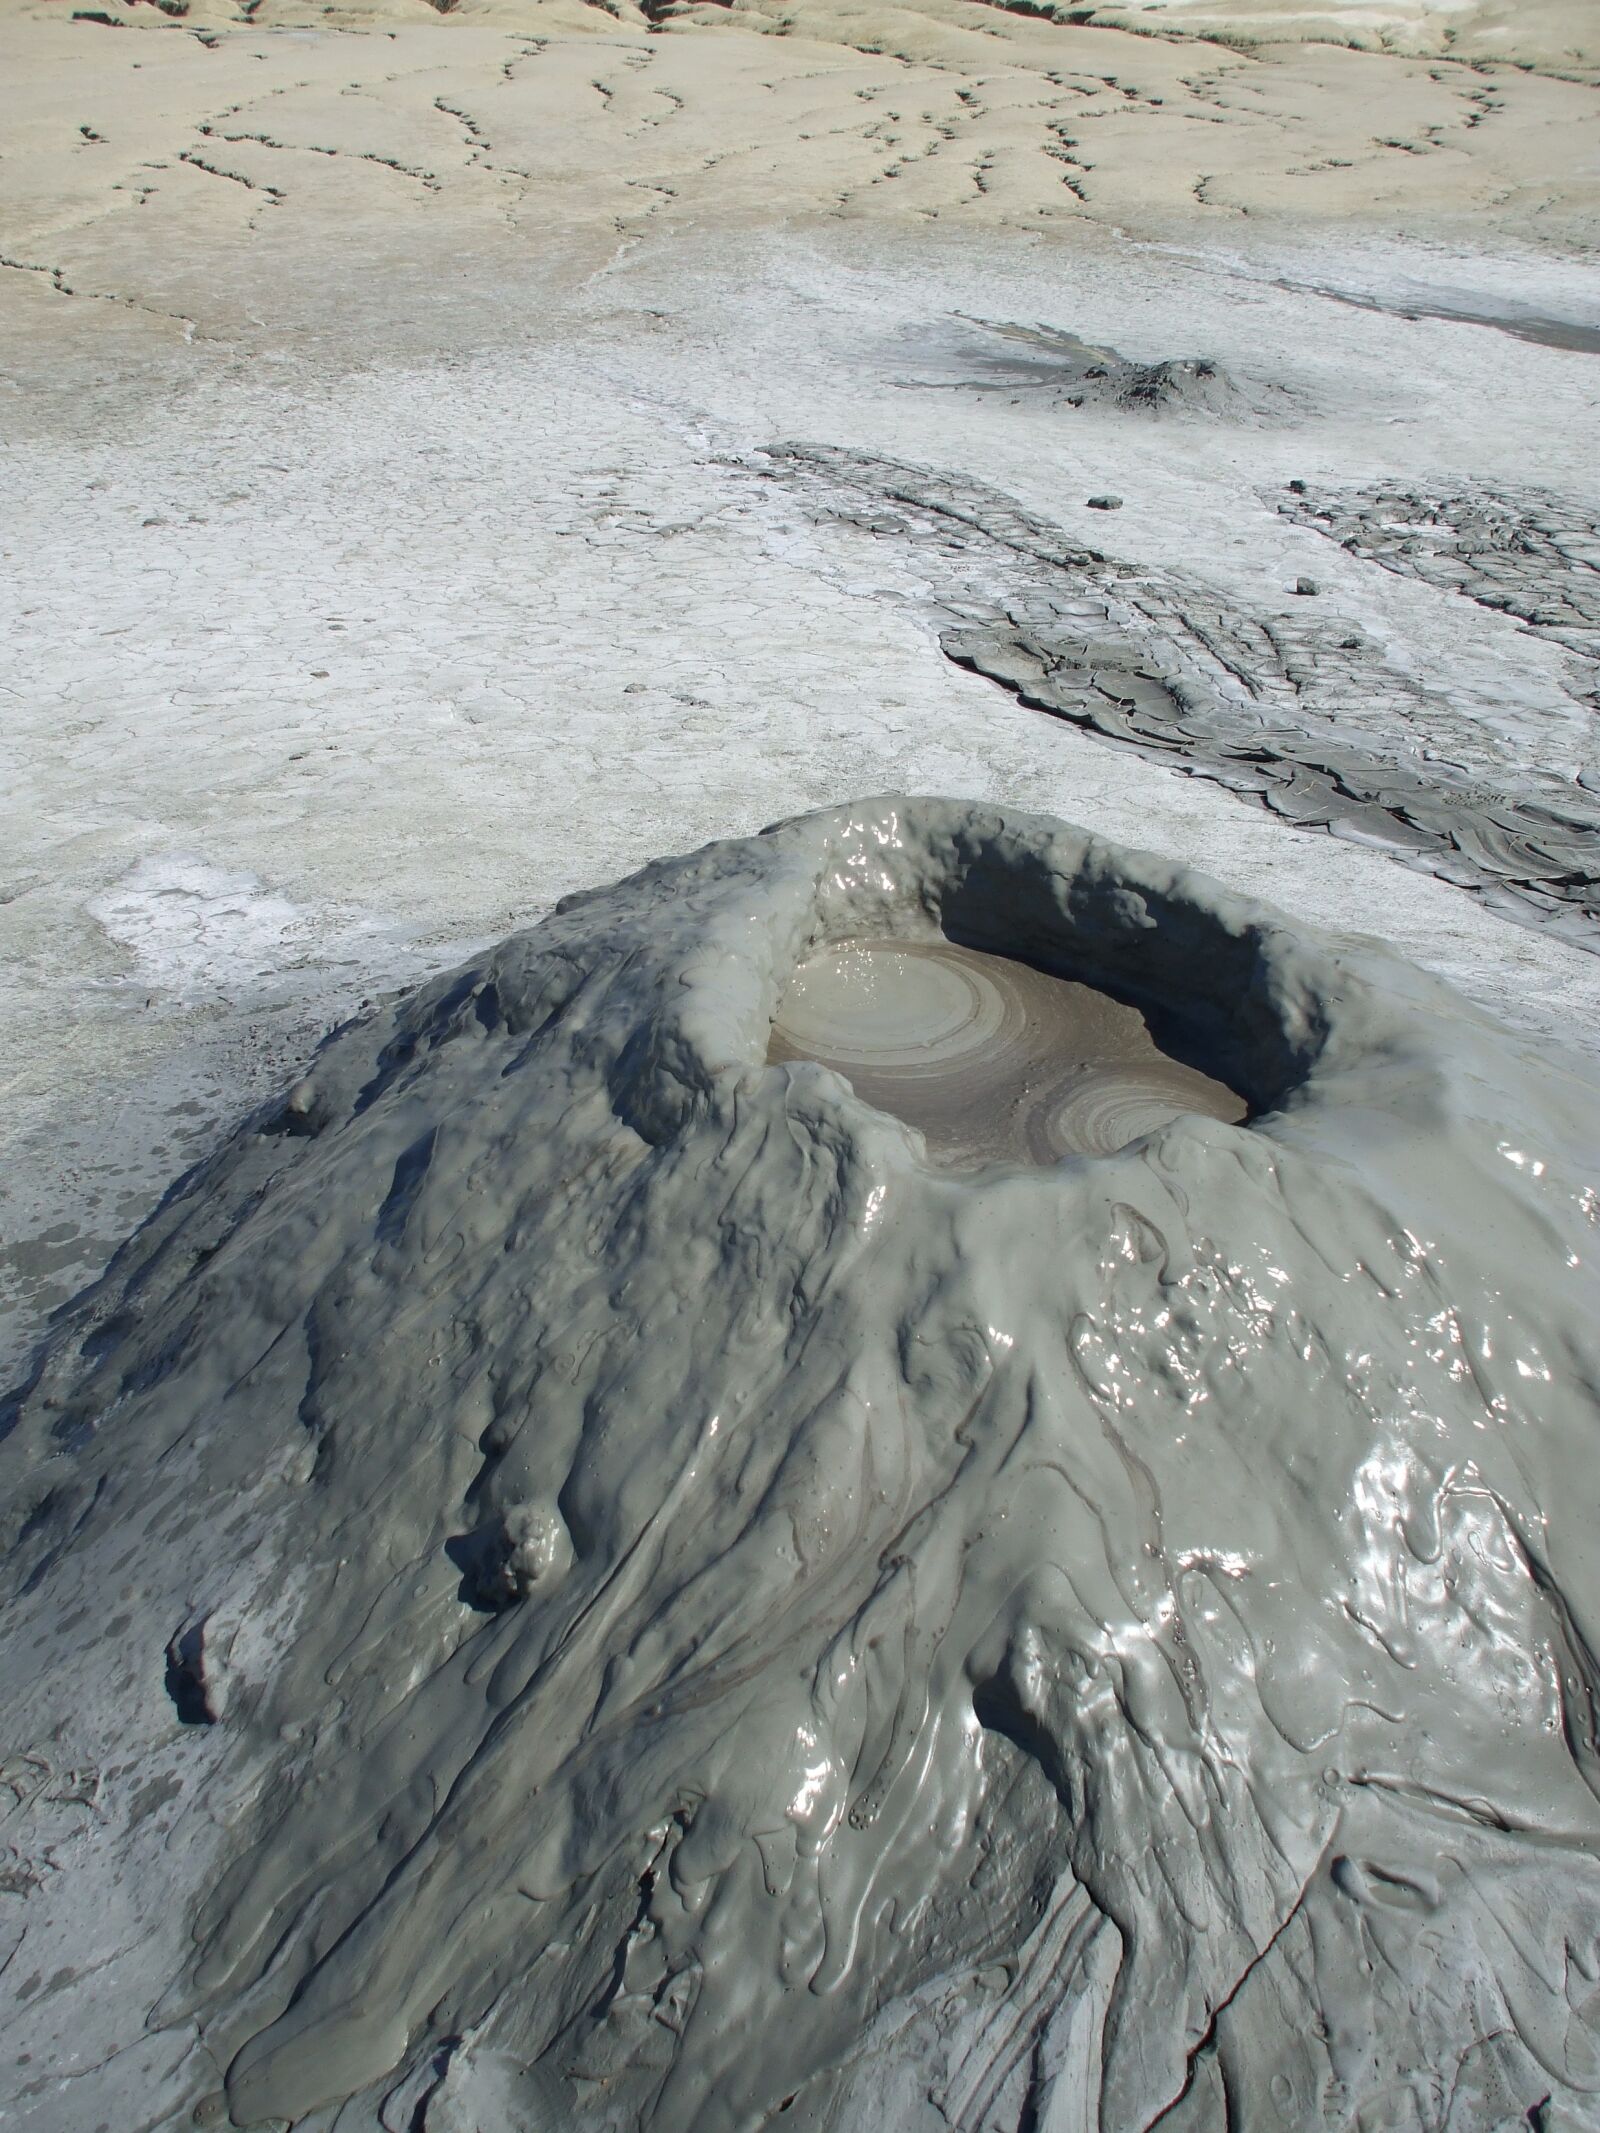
767,938,1246,1163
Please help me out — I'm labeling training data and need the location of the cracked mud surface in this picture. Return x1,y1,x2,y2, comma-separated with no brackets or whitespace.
5,0,1600,381
1279,480,1600,696
760,443,1600,944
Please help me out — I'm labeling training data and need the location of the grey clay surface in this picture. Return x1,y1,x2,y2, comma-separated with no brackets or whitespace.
3,797,1599,2131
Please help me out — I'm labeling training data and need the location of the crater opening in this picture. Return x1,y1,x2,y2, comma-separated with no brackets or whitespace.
766,938,1247,1167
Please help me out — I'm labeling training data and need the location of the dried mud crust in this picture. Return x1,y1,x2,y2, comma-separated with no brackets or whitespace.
757,445,1600,948
1277,480,1600,702
6,4,1600,385
4,798,1600,2132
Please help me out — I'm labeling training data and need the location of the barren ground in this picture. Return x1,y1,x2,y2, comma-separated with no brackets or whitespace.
3,0,1597,1382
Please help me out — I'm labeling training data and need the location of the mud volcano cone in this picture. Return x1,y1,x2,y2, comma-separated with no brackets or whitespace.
4,797,1600,2132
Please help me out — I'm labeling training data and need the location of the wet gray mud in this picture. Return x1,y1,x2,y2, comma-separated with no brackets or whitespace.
894,318,1291,420
757,446,1600,946
4,797,1600,2132
768,939,1246,1164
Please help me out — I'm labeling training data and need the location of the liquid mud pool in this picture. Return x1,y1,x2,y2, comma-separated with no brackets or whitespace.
768,938,1247,1164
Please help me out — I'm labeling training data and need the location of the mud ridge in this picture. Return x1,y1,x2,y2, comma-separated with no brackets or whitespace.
757,445,1600,947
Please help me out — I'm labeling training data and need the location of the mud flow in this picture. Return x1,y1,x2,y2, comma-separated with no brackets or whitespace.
768,937,1247,1164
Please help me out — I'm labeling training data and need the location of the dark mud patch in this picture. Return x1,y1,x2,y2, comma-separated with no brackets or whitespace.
1276,481,1600,703
1280,279,1600,356
893,316,1294,420
755,445,1600,950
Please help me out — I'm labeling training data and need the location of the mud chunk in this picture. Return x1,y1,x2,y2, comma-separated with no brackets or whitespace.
164,1613,233,1726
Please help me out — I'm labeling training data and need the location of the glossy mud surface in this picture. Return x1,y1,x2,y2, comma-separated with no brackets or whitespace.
768,938,1247,1164
4,798,1599,2133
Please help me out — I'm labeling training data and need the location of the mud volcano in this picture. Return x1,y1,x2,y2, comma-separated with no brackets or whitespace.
900,318,1290,419
4,797,1600,2132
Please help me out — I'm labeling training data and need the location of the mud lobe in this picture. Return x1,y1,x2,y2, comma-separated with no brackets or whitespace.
1276,479,1600,704
758,445,1600,946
